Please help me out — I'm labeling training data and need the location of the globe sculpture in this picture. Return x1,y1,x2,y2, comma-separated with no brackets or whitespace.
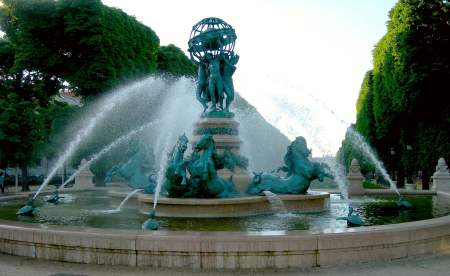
188,17,239,116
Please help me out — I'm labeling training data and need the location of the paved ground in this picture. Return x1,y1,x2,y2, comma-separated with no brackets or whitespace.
1,253,450,276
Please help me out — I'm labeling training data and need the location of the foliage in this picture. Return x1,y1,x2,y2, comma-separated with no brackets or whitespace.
0,38,58,173
157,44,197,77
0,0,160,97
339,0,450,183
0,0,204,185
336,125,375,175
355,71,376,142
362,180,388,189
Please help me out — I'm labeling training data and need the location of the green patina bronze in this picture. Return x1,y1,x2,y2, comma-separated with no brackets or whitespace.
336,206,365,227
247,137,332,195
164,134,247,198
104,139,157,193
16,198,35,216
142,210,159,230
46,190,63,205
188,18,239,117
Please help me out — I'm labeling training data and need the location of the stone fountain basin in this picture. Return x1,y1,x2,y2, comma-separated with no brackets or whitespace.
1,207,450,269
1,191,450,269
109,189,329,217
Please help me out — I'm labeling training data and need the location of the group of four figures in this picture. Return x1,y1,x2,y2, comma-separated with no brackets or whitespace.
196,51,239,114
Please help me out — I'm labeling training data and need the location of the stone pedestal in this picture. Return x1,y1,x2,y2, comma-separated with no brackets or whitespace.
432,158,450,193
192,116,252,193
74,159,94,189
347,159,365,196
405,183,416,191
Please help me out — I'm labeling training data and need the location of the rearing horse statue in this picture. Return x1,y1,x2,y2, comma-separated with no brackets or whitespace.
165,134,189,197
104,139,157,193
247,136,332,195
187,135,237,198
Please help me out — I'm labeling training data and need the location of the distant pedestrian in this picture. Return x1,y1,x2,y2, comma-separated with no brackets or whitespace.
0,171,5,193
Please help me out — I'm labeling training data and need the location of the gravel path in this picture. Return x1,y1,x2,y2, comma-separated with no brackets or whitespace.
1,253,450,276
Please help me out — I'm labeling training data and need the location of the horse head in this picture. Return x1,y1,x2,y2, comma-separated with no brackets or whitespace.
252,172,263,184
195,134,215,152
176,133,189,153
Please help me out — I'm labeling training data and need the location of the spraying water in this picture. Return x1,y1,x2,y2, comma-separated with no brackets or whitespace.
263,97,350,202
58,120,157,189
153,139,172,210
347,127,400,196
252,76,400,197
274,96,399,196
268,78,400,195
116,189,143,211
322,155,349,201
263,191,288,214
34,77,165,199
151,78,201,210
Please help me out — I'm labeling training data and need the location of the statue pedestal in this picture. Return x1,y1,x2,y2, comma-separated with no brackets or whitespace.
192,116,252,192
432,158,450,193
74,159,94,189
347,159,365,196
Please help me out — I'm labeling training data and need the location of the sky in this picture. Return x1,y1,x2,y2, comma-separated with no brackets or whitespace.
2,0,398,156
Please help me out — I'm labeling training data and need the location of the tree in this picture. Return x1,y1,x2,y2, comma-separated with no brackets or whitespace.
340,0,450,188
157,44,197,77
0,0,200,186
336,125,376,177
0,0,160,97
0,37,61,190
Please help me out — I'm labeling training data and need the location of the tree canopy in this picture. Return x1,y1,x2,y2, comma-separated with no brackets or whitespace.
0,0,196,186
0,0,160,97
338,0,450,186
157,44,197,77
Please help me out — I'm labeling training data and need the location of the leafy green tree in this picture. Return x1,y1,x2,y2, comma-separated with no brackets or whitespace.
0,37,61,190
340,0,450,188
157,44,197,77
355,71,376,144
1,0,160,97
0,0,199,187
336,125,375,177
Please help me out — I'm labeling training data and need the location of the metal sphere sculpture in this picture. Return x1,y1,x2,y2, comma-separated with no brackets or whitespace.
188,18,239,116
188,17,237,63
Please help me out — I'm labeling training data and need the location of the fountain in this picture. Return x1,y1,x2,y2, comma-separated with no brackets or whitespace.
1,17,449,271
136,18,331,217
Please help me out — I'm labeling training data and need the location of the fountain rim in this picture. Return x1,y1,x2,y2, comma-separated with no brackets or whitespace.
0,189,447,235
1,191,450,269
1,203,450,235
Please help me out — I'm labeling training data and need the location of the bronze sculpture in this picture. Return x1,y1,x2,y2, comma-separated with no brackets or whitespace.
188,18,239,117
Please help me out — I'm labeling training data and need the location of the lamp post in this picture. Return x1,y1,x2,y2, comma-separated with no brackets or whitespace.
406,144,413,184
390,147,396,181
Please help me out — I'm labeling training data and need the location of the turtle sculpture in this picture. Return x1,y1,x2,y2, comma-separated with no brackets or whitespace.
336,206,365,227
142,209,159,230
17,198,35,216
397,196,413,209
46,190,62,204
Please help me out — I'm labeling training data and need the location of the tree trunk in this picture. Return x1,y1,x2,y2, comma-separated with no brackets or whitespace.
397,168,405,188
94,172,105,187
15,166,19,192
421,170,429,190
20,165,30,191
